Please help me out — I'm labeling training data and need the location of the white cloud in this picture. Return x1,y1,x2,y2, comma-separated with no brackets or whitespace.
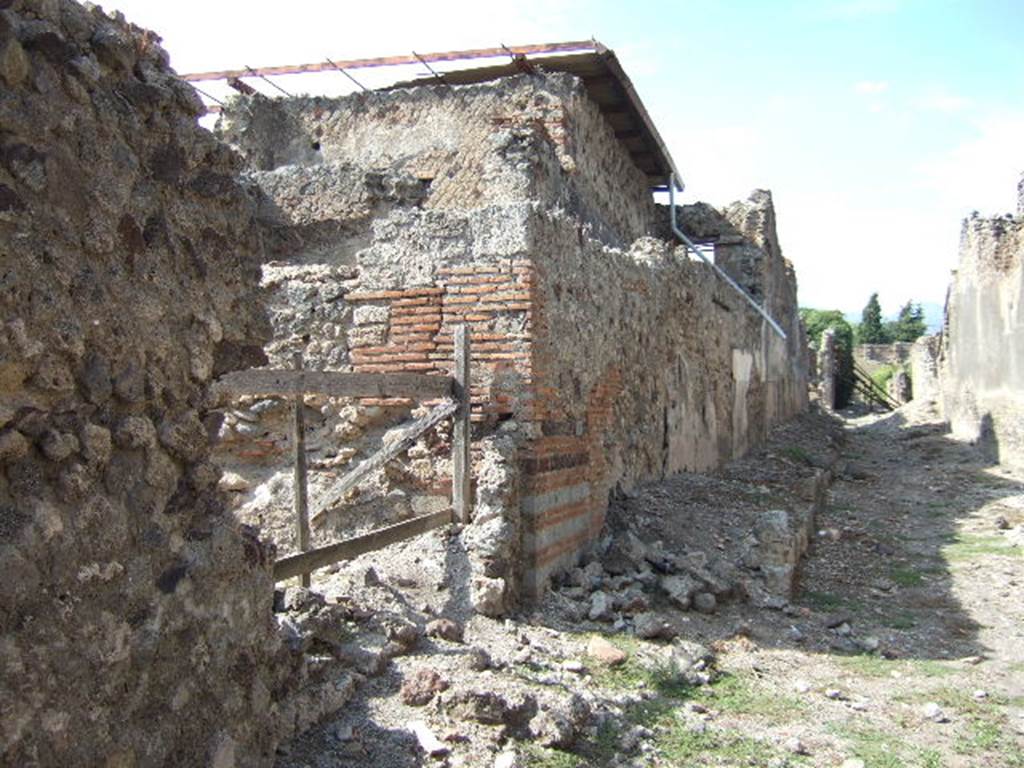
854,80,890,95
916,111,1024,216
917,87,971,112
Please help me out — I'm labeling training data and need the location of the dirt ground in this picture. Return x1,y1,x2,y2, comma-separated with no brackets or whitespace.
276,400,1024,768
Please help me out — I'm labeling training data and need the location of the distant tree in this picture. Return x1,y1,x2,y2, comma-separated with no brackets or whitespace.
858,293,889,344
799,308,855,407
888,301,927,342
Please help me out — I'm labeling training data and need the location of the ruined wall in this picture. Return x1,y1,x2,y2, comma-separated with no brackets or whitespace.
222,74,658,247
940,206,1024,465
218,72,807,606
854,342,914,375
524,193,808,591
0,3,289,765
910,334,942,404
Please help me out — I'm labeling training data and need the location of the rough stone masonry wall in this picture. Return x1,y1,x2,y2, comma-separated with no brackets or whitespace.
217,72,807,608
524,194,808,592
854,342,914,376
0,3,291,765
939,200,1024,466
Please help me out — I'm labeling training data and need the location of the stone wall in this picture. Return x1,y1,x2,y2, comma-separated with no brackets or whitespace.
939,206,1024,465
853,342,914,376
0,3,291,765
910,335,942,404
217,71,807,608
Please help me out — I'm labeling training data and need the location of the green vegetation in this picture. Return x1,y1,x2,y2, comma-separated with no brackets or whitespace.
895,687,1024,764
870,363,897,391
800,589,862,612
890,564,925,587
524,745,585,768
837,655,957,678
783,445,812,464
942,533,1022,562
854,295,928,345
829,723,953,768
889,300,928,342
800,307,855,407
859,293,888,344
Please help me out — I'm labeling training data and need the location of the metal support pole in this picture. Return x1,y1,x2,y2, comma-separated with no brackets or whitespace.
668,174,787,340
452,326,471,523
291,351,311,586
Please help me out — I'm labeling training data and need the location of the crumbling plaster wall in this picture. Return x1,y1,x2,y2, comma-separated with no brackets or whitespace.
940,207,1024,465
217,71,807,608
0,3,294,765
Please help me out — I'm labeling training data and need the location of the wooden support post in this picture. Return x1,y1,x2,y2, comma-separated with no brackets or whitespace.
453,325,471,524
292,352,311,587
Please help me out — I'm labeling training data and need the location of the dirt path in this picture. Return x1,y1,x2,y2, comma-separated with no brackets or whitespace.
276,403,1024,768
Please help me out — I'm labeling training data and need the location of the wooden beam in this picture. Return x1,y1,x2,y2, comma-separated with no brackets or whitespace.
452,326,471,524
212,369,453,401
273,509,453,582
291,353,311,587
311,399,458,526
183,41,599,83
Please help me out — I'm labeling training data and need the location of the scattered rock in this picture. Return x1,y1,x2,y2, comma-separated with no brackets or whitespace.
841,759,867,768
692,592,717,613
784,737,807,755
995,515,1010,530
450,689,535,726
401,669,449,706
493,750,521,768
586,636,628,667
426,618,463,643
408,720,448,757
385,620,422,650
661,573,700,610
921,702,947,722
855,636,880,652
467,647,492,671
634,611,676,640
529,709,575,749
588,590,614,622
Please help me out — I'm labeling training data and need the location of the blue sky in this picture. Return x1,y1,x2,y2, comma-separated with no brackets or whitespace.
110,0,1024,317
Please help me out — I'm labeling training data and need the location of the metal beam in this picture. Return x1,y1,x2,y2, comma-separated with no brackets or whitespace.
182,41,599,83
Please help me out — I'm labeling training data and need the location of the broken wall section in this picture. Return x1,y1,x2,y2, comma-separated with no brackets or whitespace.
940,202,1024,466
217,72,808,608
0,3,288,765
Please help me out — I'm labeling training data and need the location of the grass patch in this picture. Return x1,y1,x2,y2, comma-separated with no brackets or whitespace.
523,745,585,768
702,673,807,721
831,724,911,768
881,612,918,630
782,445,812,464
658,726,791,765
942,533,1022,562
801,589,848,611
601,694,800,767
890,565,925,587
837,655,958,679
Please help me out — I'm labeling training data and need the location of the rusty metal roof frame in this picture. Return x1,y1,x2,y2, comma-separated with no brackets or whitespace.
182,40,682,192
